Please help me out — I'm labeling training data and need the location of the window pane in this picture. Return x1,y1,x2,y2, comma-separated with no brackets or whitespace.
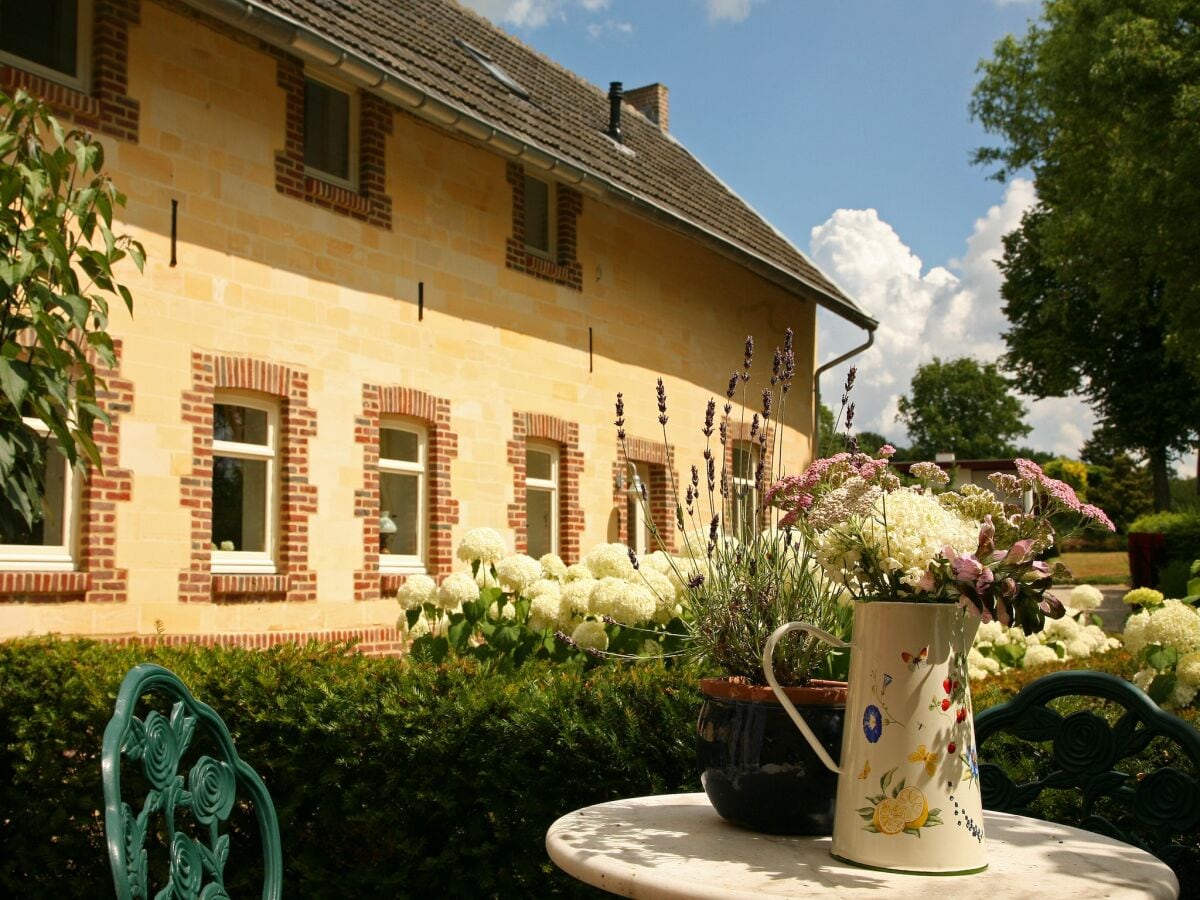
0,0,77,77
0,440,66,546
732,489,756,540
527,487,553,558
212,456,268,552
380,471,419,557
733,444,754,481
524,175,550,253
526,448,552,481
214,404,269,445
304,79,351,181
381,428,420,463
627,495,644,555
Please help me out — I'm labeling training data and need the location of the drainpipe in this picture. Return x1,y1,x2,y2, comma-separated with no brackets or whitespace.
812,327,875,460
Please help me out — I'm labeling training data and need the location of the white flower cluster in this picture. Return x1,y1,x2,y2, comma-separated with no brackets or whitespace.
816,488,980,592
967,591,1121,681
399,530,690,645
1124,599,1200,708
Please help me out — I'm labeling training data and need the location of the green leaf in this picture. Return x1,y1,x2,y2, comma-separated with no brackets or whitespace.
1144,645,1179,671
0,356,31,407
1147,673,1176,705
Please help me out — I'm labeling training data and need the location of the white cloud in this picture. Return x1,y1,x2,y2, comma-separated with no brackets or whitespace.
459,0,615,28
809,178,1105,460
587,19,635,39
704,0,758,24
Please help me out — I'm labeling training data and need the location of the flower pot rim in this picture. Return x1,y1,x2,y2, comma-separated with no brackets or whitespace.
699,676,846,705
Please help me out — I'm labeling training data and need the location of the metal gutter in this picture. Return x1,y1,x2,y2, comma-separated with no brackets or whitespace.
812,329,875,458
179,0,879,332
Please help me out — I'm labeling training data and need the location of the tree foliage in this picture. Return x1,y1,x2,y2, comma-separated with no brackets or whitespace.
0,90,143,539
896,357,1031,460
971,0,1200,509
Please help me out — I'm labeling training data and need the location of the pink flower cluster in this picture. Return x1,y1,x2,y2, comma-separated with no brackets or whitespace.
1014,458,1116,532
766,448,895,528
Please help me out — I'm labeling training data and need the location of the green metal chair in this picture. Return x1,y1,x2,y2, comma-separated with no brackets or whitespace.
975,669,1200,869
102,664,283,899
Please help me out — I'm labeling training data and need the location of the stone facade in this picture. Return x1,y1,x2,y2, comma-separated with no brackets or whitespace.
0,0,821,646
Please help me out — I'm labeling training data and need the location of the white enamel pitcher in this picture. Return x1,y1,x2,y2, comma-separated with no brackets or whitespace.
763,601,987,874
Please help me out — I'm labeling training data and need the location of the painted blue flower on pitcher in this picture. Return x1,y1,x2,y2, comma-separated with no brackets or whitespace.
863,704,883,743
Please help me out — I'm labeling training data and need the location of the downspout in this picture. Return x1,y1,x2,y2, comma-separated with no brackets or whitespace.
812,326,875,459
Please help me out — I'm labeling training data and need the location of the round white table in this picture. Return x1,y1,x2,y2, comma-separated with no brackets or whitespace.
546,793,1179,899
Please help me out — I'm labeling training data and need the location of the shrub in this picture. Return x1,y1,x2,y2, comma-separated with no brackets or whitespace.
1129,511,1200,595
0,638,702,898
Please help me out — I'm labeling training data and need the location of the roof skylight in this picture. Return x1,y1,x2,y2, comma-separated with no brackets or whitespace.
455,38,531,101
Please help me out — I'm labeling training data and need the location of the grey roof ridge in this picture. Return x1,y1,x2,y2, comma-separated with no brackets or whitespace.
180,0,878,331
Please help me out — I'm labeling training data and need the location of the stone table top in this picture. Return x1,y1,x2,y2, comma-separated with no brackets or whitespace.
546,793,1178,899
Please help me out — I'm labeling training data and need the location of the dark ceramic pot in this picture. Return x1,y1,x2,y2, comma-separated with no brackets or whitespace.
696,677,845,835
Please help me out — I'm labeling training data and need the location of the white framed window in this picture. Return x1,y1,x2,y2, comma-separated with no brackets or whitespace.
0,0,91,91
525,442,559,558
626,461,652,556
211,394,278,574
304,74,357,189
0,418,78,571
731,441,757,541
378,420,427,573
523,173,554,258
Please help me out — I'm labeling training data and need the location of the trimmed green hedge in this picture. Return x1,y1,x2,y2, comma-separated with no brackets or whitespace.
1129,511,1200,596
0,639,701,898
1,638,1196,896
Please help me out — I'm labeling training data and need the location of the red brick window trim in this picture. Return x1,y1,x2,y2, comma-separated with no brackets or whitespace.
355,386,459,601
614,436,677,554
725,421,774,536
0,341,132,605
508,412,583,564
274,53,393,229
0,0,141,144
180,353,317,604
505,162,583,291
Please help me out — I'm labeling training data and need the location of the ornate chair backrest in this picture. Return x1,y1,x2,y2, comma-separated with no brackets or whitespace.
975,669,1200,868
102,664,283,899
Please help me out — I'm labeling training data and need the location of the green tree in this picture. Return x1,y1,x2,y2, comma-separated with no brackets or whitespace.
0,91,143,539
972,0,1200,509
896,357,1031,461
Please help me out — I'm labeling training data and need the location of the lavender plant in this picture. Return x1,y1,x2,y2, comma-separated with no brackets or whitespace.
617,330,850,686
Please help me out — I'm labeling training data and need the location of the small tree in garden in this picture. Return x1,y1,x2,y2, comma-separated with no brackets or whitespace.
0,90,143,540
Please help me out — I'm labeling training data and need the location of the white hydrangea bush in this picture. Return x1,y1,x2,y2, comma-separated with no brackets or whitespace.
967,586,1122,681
1123,598,1200,709
397,528,692,665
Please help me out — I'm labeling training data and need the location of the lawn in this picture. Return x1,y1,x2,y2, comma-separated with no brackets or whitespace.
1057,551,1130,585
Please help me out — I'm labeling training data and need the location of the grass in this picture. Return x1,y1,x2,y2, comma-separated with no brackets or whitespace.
1057,550,1130,585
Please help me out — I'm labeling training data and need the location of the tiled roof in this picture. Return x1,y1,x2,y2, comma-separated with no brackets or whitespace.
201,0,873,327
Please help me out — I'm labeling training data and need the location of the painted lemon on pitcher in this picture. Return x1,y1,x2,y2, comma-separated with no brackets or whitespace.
858,768,942,836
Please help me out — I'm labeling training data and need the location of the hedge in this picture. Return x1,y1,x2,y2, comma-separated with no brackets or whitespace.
1128,510,1200,596
1,639,1196,897
0,639,701,898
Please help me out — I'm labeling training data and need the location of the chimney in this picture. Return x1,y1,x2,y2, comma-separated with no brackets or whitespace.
624,83,669,131
607,81,623,142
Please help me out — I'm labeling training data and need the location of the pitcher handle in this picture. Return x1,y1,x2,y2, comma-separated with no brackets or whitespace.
762,621,848,775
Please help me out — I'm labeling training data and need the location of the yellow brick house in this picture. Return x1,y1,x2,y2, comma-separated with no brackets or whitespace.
0,0,876,649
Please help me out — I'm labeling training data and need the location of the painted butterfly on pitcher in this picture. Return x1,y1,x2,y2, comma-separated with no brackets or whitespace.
908,744,940,776
901,646,929,671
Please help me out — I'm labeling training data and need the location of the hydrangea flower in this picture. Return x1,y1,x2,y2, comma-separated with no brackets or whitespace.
585,543,636,580
1022,644,1060,668
456,527,507,564
589,577,656,625
1069,584,1104,612
1122,610,1152,655
571,619,609,652
437,571,479,611
563,563,593,582
527,593,561,632
495,553,542,594
396,574,436,610
560,579,596,624
539,553,567,580
1123,587,1165,609
1143,600,1200,652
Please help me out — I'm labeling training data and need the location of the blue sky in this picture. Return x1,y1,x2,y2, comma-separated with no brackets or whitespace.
461,0,1196,476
